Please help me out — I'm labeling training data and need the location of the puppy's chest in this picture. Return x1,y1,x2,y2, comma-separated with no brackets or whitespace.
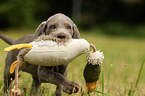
43,65,66,73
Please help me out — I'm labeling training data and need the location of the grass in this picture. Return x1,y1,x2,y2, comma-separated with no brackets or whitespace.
0,29,145,95
105,64,112,93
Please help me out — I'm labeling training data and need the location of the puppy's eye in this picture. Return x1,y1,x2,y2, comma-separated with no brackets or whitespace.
50,25,56,29
67,26,71,29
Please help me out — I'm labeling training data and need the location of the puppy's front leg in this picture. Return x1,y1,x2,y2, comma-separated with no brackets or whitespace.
37,66,79,95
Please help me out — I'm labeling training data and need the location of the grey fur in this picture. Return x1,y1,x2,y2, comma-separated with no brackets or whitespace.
1,13,80,96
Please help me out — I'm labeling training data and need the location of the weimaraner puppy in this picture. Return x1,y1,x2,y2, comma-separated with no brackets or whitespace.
0,13,81,96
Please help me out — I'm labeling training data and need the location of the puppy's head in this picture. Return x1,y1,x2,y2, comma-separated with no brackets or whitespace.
34,13,81,41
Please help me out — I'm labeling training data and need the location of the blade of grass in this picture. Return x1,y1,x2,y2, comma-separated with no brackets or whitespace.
133,59,145,93
105,64,113,93
124,85,126,96
102,67,104,95
95,90,111,96
128,84,133,96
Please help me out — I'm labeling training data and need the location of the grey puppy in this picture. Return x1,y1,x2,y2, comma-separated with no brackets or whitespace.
0,13,80,96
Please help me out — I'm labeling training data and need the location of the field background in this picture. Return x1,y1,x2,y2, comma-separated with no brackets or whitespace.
0,29,145,96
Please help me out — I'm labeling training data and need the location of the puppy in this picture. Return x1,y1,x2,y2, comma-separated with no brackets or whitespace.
1,13,81,96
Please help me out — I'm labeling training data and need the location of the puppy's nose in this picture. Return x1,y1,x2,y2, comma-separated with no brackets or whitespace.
57,33,66,39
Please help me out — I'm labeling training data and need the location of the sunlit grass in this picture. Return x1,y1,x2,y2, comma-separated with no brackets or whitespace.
0,29,145,95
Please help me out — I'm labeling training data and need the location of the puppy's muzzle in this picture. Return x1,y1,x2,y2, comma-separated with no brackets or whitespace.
42,32,72,43
57,33,66,39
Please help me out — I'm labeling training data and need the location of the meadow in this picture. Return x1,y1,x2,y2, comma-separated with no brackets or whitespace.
0,29,145,96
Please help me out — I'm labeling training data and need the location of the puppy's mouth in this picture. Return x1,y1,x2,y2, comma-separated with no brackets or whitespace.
35,33,72,44
53,32,72,42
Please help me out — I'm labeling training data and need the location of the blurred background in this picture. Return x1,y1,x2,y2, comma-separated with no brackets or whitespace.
0,0,145,37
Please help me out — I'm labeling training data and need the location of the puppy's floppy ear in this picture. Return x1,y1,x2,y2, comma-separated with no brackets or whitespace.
34,21,47,40
72,24,81,39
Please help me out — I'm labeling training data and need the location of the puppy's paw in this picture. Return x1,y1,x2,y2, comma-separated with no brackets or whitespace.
62,81,79,94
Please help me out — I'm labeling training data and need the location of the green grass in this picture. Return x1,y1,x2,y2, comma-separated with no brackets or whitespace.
0,29,145,95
